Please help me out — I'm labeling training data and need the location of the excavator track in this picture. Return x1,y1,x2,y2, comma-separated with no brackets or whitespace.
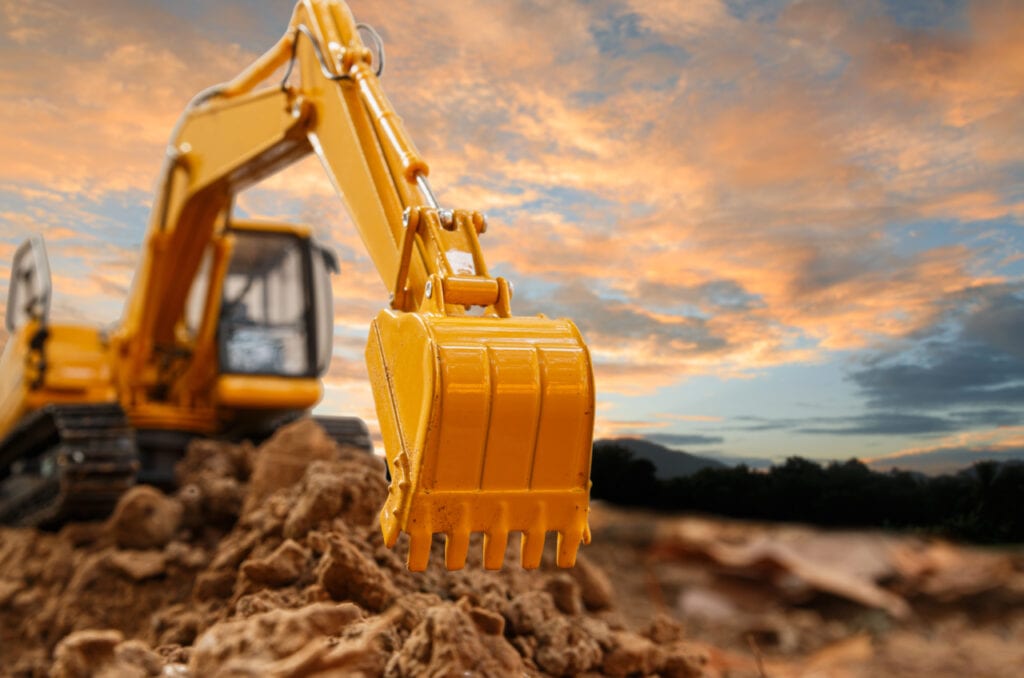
312,415,373,453
0,404,139,528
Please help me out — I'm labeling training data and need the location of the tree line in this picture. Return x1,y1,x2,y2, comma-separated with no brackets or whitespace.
590,445,1024,543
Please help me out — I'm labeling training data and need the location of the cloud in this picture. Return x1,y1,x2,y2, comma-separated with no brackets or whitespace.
657,413,725,423
736,405,1024,438
866,425,1024,475
852,0,1024,128
869,446,1024,475
850,285,1024,410
0,1,256,198
644,432,725,447
798,413,958,436
951,409,1024,428
592,417,668,440
734,415,799,432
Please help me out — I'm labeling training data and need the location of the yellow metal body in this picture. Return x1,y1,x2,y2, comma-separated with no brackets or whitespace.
1,0,595,570
0,322,117,436
369,313,593,570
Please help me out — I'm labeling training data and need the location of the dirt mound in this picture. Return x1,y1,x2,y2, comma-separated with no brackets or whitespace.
0,419,709,677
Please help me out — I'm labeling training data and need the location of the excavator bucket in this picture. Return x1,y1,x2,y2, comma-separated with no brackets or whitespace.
366,310,595,571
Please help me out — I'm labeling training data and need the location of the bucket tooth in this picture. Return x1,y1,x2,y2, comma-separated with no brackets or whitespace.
407,530,433,572
520,530,546,569
556,529,584,568
444,530,471,570
483,529,509,570
380,506,400,548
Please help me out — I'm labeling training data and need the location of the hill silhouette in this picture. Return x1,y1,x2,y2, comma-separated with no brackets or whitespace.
593,437,725,479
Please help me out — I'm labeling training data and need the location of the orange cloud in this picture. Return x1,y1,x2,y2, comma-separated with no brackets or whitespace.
868,430,1024,467
0,1,255,197
857,1,1024,128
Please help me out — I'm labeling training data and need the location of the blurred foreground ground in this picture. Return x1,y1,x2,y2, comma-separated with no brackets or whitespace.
587,505,1024,677
1,420,1022,676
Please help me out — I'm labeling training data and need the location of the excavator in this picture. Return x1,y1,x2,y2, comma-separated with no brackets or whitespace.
0,0,594,571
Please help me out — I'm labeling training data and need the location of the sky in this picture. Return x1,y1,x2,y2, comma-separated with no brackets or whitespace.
1,0,1022,475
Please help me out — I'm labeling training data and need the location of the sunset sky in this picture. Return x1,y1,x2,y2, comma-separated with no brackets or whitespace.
1,0,1022,474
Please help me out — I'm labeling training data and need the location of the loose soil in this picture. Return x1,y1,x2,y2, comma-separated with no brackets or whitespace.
1,419,1022,676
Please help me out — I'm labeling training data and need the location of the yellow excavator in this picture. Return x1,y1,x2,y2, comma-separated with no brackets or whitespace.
0,0,594,571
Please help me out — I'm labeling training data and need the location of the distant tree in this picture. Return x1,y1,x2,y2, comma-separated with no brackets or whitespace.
964,461,1024,542
589,443,1024,544
818,459,872,525
590,444,659,506
765,457,826,521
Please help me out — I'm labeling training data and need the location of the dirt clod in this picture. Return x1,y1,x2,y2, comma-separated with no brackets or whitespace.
50,629,124,678
240,538,309,587
318,532,398,612
107,549,167,581
107,486,183,550
385,601,525,677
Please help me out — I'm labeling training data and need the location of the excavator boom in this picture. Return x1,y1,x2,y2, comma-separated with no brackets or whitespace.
237,1,596,570
2,0,595,571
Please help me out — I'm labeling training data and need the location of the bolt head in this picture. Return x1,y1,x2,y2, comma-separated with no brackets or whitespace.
438,209,454,230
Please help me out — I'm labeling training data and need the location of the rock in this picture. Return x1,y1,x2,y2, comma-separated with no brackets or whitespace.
602,630,661,677
246,419,340,511
506,591,603,675
107,486,183,550
11,587,42,615
114,640,164,676
646,613,685,644
318,534,398,612
188,602,364,675
176,438,251,525
58,522,105,547
209,530,260,571
388,592,446,633
164,541,208,570
505,590,559,636
545,572,583,615
107,550,167,581
193,569,236,601
153,607,202,647
661,643,711,678
175,483,203,528
571,554,614,611
50,629,127,678
384,602,525,677
177,438,250,484
241,539,309,587
285,615,397,677
0,578,20,607
283,461,347,539
467,603,505,636
534,616,604,675
200,476,246,523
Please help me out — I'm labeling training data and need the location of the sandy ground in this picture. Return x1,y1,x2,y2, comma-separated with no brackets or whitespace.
1,419,1022,677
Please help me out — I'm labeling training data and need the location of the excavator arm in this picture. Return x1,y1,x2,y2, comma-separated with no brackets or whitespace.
121,0,595,571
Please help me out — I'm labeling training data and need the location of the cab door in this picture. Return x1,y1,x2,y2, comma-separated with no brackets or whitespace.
0,235,53,434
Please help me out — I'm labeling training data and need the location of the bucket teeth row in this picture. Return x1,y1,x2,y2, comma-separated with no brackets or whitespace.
402,527,586,572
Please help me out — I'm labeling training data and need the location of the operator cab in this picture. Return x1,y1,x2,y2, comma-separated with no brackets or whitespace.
214,227,336,379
